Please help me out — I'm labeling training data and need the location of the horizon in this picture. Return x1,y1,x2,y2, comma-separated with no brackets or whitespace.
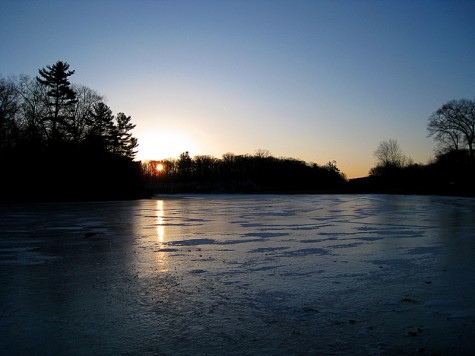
1,0,474,179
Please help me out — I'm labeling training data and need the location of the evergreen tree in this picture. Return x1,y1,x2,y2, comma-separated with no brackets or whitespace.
115,112,138,158
36,61,78,141
86,102,115,151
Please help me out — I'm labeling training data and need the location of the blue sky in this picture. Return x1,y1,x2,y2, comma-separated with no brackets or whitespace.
1,0,474,177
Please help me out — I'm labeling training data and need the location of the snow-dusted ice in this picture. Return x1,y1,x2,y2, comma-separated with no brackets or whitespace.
1,195,475,355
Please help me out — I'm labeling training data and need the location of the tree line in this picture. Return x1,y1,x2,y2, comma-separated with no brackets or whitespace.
0,61,142,201
1,61,473,200
142,97,474,196
350,98,475,196
142,150,346,193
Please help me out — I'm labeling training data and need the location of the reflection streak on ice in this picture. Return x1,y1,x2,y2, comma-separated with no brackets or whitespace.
156,199,165,242
153,199,169,272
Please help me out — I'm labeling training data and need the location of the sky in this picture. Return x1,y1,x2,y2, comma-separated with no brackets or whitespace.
1,0,474,178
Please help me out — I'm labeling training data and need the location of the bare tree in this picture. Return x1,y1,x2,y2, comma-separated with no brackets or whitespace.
427,99,475,160
71,84,103,143
254,148,272,158
374,139,410,168
0,77,20,151
15,75,50,141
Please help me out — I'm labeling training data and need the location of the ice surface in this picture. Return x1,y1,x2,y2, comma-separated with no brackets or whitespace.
1,195,475,355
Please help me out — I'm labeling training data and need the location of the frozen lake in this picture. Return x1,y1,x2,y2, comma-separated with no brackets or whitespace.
1,194,475,355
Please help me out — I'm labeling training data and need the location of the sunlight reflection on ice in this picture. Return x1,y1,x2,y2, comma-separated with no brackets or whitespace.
156,199,165,242
154,199,169,272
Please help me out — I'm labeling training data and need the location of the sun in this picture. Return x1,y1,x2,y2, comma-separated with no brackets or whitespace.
155,163,164,172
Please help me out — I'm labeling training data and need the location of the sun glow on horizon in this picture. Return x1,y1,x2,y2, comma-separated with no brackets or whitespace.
137,130,197,161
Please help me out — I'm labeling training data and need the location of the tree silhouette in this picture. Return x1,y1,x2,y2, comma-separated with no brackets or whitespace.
373,139,410,169
71,84,104,143
86,102,115,151
142,151,347,193
114,112,138,158
0,77,19,153
177,151,192,178
0,61,144,202
428,99,475,161
15,75,49,143
36,61,78,142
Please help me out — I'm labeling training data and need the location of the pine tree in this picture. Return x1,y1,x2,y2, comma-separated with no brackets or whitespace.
36,61,78,141
86,102,115,151
115,112,138,158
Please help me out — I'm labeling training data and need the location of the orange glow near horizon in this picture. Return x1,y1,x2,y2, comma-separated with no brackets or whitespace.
138,130,197,162
155,163,164,172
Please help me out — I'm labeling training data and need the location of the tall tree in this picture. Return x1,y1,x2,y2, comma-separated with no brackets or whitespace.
36,61,78,141
86,102,115,151
427,99,475,160
114,112,138,158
